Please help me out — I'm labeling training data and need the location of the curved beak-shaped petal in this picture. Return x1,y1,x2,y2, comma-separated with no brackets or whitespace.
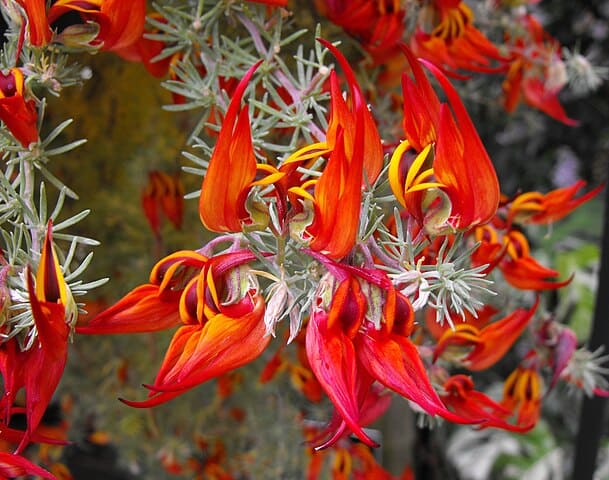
48,0,146,51
318,39,384,185
15,0,52,46
501,363,542,429
308,127,364,260
501,255,573,291
441,375,532,432
355,324,475,425
121,295,268,408
507,181,604,226
400,46,441,152
434,298,539,371
19,268,69,453
76,284,181,334
305,311,378,448
422,59,500,229
77,250,208,334
395,47,499,232
199,61,266,232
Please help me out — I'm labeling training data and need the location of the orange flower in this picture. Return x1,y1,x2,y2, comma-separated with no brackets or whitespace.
470,225,507,274
502,14,577,125
424,303,498,341
389,47,499,234
77,250,207,334
0,68,38,147
500,230,572,290
283,40,383,184
501,354,542,429
305,253,475,448
14,223,73,453
433,298,539,371
15,0,52,46
141,171,184,237
113,13,172,77
47,0,146,51
199,61,283,233
282,41,383,259
120,251,269,407
411,0,505,74
314,1,406,64
441,375,532,432
16,0,145,51
506,181,604,226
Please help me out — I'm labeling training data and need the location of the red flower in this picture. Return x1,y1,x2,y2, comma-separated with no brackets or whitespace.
500,230,572,290
113,13,172,77
501,354,542,429
48,0,146,51
77,250,208,334
389,47,499,234
506,181,604,226
411,0,506,75
120,251,270,407
13,223,73,453
282,41,383,259
141,171,184,237
17,0,146,51
441,375,532,432
305,253,476,448
314,1,406,64
433,298,539,371
199,61,283,233
502,14,577,125
15,0,52,46
0,68,38,147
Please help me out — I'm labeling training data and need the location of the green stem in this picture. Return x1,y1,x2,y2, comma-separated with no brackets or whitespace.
19,153,41,254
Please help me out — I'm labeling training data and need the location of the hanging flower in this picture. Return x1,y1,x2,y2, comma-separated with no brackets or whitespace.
16,0,146,51
305,252,475,449
500,230,572,290
14,0,52,46
313,1,406,64
9,223,75,453
282,40,383,259
77,250,208,334
141,170,184,237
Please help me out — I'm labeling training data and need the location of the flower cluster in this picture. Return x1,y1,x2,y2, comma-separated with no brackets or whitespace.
79,29,604,453
0,0,607,478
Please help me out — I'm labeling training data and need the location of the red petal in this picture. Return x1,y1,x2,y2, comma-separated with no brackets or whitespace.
356,327,475,424
305,312,377,447
76,284,181,334
464,298,539,371
19,271,69,453
199,62,262,232
124,296,268,407
0,452,56,480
